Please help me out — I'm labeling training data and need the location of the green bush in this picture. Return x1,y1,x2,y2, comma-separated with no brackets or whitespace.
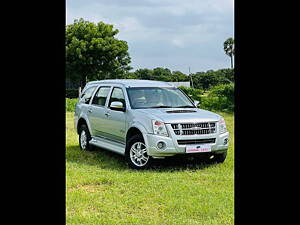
209,83,234,102
201,96,233,112
66,98,78,112
178,86,203,102
66,88,79,99
200,83,234,112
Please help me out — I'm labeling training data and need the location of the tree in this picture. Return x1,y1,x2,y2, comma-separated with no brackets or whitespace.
134,68,154,80
223,38,234,69
193,71,219,91
121,71,138,79
66,18,132,88
216,68,234,83
172,71,189,82
152,67,172,81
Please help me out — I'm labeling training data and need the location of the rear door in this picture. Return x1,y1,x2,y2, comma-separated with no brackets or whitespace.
102,86,127,144
87,86,112,137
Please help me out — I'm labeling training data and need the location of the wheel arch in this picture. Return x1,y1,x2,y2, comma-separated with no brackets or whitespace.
126,127,143,142
126,123,149,148
77,117,92,135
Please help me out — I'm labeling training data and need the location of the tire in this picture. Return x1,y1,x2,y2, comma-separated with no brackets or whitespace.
79,124,94,151
212,152,227,163
125,134,152,170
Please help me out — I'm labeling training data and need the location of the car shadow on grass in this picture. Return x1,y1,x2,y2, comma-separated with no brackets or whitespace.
66,145,220,172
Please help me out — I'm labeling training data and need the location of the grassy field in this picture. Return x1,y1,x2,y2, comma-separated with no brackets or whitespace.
66,112,234,225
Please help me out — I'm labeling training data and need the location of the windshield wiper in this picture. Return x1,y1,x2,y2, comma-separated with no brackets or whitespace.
174,105,196,108
150,105,173,108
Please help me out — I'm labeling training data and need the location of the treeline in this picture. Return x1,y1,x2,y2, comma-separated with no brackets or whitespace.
120,68,189,82
191,68,233,91
66,68,234,97
121,67,234,89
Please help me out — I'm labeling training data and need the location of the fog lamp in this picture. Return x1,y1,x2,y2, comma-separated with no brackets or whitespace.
157,141,166,150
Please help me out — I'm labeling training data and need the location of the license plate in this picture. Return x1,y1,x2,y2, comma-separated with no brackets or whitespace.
186,144,211,153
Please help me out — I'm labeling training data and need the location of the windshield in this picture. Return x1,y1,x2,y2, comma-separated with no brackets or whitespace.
126,87,195,109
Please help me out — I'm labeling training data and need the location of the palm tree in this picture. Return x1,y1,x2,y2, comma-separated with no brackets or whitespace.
224,38,234,68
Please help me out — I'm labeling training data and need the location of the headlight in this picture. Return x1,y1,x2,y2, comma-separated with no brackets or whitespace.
219,118,227,134
152,120,168,137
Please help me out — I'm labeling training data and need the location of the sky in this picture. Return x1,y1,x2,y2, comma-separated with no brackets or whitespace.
66,0,234,74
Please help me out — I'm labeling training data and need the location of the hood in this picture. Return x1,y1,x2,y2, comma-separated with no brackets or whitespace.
135,108,221,123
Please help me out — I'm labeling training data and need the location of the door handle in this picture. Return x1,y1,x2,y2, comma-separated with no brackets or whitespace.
105,112,111,117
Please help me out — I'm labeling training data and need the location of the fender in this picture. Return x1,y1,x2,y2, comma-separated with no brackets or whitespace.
127,121,151,148
78,112,93,136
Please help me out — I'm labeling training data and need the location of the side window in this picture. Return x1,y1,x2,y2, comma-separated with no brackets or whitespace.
80,86,96,104
91,87,111,106
109,88,126,109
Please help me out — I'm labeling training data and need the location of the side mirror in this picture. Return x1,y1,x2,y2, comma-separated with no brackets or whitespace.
194,100,200,107
110,101,125,111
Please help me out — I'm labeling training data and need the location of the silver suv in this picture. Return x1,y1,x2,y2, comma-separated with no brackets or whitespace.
74,80,229,169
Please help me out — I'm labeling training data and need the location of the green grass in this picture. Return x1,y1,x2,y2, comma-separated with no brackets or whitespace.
66,112,234,225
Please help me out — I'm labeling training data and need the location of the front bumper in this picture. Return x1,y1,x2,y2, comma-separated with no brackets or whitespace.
144,130,229,157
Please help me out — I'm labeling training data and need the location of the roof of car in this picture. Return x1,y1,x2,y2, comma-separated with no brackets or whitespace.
86,79,175,88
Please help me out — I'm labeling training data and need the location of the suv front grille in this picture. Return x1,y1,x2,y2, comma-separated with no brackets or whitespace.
177,138,216,145
171,122,216,135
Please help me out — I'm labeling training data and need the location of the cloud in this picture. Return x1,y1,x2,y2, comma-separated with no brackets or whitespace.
171,39,185,48
66,0,234,72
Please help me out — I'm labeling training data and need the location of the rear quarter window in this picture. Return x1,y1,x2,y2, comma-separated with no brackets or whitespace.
80,86,96,104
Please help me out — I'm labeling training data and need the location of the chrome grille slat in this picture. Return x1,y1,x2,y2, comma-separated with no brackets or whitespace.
171,122,216,135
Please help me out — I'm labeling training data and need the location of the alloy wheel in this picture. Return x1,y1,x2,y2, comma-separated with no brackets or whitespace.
129,142,149,167
80,130,87,149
